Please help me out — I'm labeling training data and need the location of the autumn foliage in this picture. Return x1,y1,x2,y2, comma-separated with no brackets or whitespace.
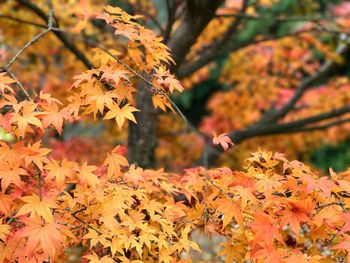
1,0,350,262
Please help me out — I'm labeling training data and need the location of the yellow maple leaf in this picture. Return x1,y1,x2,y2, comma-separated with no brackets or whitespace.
16,194,57,223
85,253,115,263
11,101,46,137
0,219,10,241
44,159,76,186
173,226,200,253
78,163,99,188
103,147,129,178
0,73,15,94
104,103,139,128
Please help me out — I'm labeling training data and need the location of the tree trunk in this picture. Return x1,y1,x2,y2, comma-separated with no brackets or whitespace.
128,84,158,168
128,0,224,168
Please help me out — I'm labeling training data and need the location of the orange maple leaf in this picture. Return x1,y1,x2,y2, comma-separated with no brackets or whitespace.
16,194,57,223
103,147,129,178
215,198,243,228
18,216,63,259
77,163,99,188
41,105,73,134
44,159,75,186
11,101,46,136
213,132,234,151
0,72,15,94
0,161,27,191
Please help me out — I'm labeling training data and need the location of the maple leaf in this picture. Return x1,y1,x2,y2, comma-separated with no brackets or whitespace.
16,194,58,223
24,141,51,171
213,132,234,151
0,219,11,241
215,198,243,227
0,113,12,132
340,212,350,234
77,163,99,188
0,72,15,93
85,90,118,117
85,253,115,263
103,147,129,178
154,67,184,93
120,210,145,231
152,94,173,111
159,248,173,263
104,103,139,128
250,211,282,245
41,105,72,134
11,101,46,136
83,228,109,248
301,174,335,197
44,159,76,186
280,198,314,239
38,91,62,105
333,234,350,251
251,241,282,263
123,164,144,185
100,65,129,85
0,192,13,216
71,70,96,87
18,216,63,259
173,226,200,253
0,161,27,191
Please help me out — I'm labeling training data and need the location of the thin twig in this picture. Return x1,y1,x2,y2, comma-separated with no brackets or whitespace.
0,14,47,28
5,28,51,70
216,13,340,22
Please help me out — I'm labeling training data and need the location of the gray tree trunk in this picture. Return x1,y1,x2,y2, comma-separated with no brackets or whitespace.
128,0,224,168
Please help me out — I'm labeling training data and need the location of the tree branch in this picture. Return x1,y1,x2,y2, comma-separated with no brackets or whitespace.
177,25,343,79
176,0,250,78
215,13,339,22
15,0,93,69
257,36,350,125
0,14,46,27
163,0,176,43
202,105,350,166
167,0,225,71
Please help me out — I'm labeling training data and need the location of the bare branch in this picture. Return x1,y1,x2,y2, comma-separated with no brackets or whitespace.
215,13,339,22
163,0,176,43
0,14,46,28
15,0,94,69
5,27,51,70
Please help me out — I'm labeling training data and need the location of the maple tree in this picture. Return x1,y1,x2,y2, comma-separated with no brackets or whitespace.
1,0,350,262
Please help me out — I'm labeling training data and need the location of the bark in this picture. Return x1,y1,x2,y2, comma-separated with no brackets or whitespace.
128,0,224,168
128,85,158,168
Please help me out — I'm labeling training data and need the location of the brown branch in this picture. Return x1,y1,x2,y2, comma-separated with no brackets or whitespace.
2,69,29,100
201,105,350,166
5,27,51,70
15,0,93,69
232,105,350,141
257,37,350,125
0,14,46,27
1,5,55,100
177,27,343,79
215,13,339,22
163,0,176,43
289,118,350,133
167,0,225,71
176,0,250,78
